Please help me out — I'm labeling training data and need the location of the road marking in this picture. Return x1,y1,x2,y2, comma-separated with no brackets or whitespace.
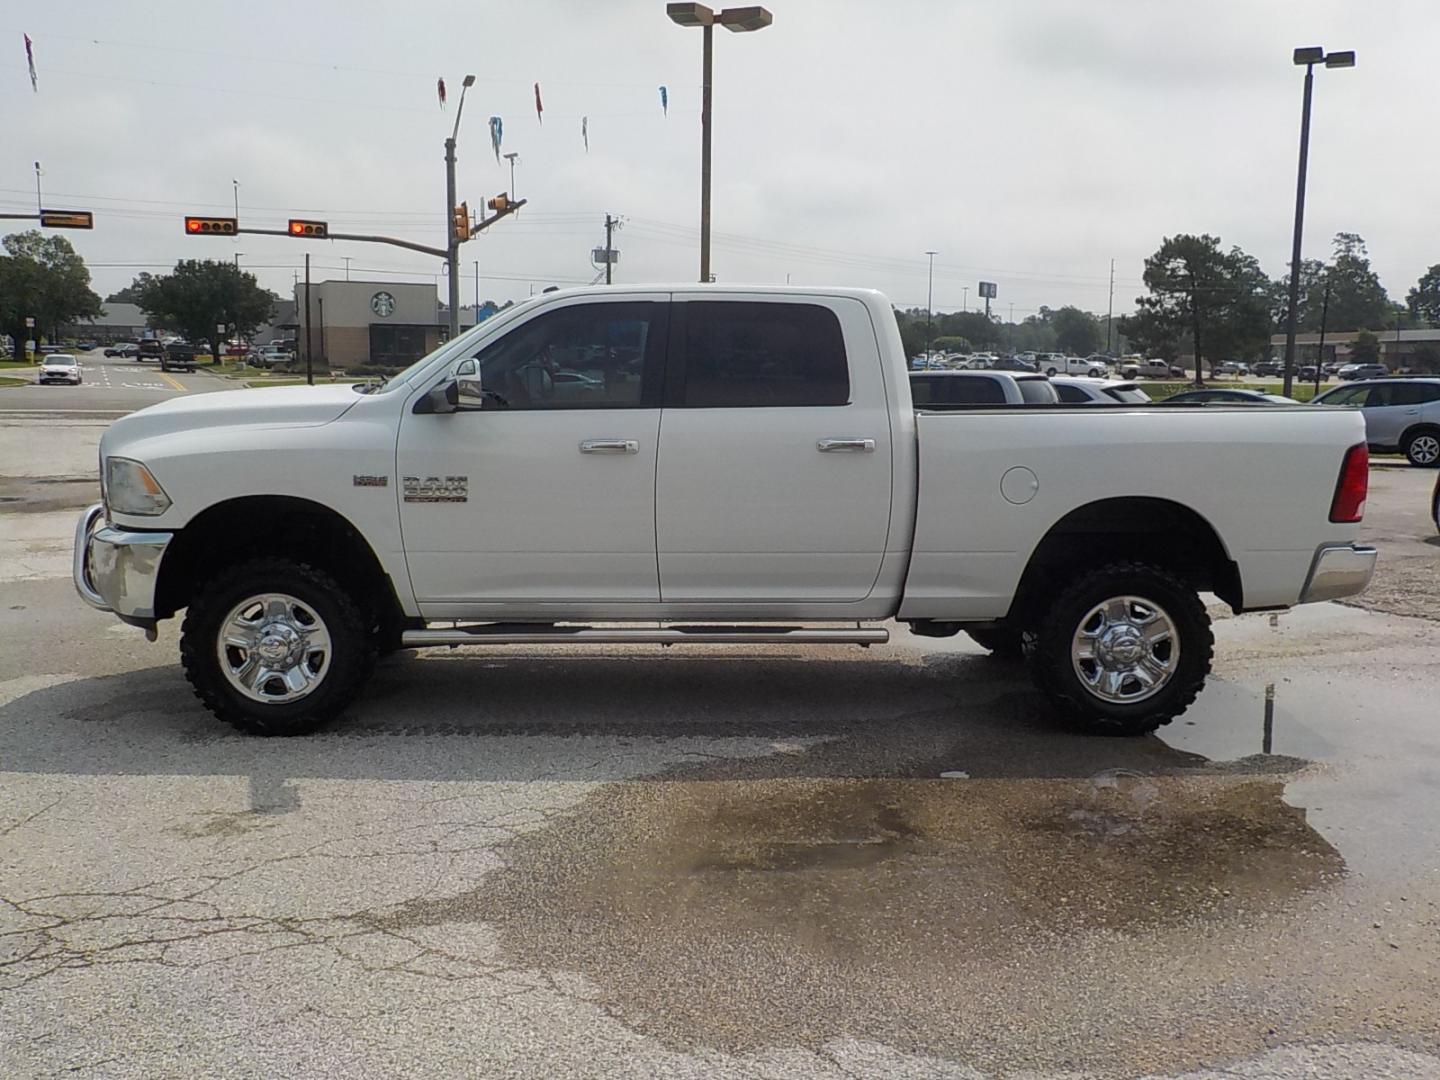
157,371,187,392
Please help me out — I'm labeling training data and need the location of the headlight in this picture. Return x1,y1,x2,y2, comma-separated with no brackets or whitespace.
105,457,172,516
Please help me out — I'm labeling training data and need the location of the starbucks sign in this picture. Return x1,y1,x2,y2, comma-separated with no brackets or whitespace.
370,291,397,318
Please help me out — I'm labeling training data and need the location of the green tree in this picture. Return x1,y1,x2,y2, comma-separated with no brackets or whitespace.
1350,330,1380,364
1117,307,1181,362
1131,234,1272,384
1410,342,1440,374
105,273,156,305
1316,233,1391,331
0,230,103,355
1407,264,1440,327
138,260,276,354
1051,306,1101,354
931,335,972,353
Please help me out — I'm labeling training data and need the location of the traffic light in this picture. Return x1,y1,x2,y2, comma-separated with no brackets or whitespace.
184,216,237,236
452,202,470,242
40,209,93,229
486,193,509,213
288,219,328,238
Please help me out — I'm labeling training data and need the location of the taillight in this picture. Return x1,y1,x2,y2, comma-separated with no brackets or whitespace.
1329,443,1368,523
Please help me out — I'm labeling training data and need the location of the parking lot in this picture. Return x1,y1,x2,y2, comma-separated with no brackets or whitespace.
2,403,1439,1079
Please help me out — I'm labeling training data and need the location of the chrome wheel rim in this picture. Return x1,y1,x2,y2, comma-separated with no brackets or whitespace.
217,593,332,704
1410,435,1440,465
1071,595,1179,705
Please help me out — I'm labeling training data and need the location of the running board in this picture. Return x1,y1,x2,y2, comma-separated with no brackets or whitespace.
400,624,889,647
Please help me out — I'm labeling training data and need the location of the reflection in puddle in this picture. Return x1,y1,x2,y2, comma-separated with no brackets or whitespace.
368,736,1342,1060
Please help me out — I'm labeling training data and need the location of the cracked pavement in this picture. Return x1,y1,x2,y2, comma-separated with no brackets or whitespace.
3,417,1440,1079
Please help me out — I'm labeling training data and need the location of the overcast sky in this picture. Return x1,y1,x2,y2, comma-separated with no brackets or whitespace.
5,0,1436,321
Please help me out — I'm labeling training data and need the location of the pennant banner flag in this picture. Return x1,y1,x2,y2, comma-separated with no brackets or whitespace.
488,116,504,163
437,78,446,109
659,85,668,115
534,82,543,124
582,116,589,153
24,33,37,92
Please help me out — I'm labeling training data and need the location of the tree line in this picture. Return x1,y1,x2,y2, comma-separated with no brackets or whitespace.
896,231,1440,375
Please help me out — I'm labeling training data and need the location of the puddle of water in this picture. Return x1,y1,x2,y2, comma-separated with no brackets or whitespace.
365,735,1343,1060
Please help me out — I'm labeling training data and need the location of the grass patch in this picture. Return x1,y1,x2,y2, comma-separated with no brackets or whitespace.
0,375,28,387
0,360,38,370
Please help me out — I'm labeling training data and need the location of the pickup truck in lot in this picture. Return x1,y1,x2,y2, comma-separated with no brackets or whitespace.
75,286,1377,737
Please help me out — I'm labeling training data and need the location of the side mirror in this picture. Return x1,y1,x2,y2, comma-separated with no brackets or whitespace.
456,358,484,406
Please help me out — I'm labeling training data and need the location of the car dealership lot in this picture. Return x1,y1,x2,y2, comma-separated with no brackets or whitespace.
3,412,1439,1079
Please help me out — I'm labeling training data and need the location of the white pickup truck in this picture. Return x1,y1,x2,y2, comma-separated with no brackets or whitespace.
74,286,1376,737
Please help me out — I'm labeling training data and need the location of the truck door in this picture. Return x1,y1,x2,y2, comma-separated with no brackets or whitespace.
654,295,893,603
397,297,668,608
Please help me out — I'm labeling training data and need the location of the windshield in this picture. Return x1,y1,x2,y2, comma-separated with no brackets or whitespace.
370,296,545,393
1105,386,1151,403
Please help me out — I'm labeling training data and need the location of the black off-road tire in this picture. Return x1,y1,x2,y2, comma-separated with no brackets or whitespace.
180,557,375,736
1031,561,1212,736
963,627,1026,660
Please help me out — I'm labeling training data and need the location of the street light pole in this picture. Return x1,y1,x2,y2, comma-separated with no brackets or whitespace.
445,74,477,340
667,3,773,284
925,250,938,360
1281,46,1354,399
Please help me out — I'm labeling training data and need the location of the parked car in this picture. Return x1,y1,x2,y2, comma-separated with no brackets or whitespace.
1216,361,1250,377
1251,360,1284,377
992,355,1038,372
159,342,198,372
74,285,1375,741
37,344,62,355
1050,377,1152,405
1313,378,1440,466
252,345,295,369
104,343,140,358
37,353,82,385
1337,363,1389,381
1118,357,1186,379
909,370,1058,405
1039,354,1108,378
1432,471,1440,532
1296,365,1329,382
1165,389,1299,405
136,341,165,363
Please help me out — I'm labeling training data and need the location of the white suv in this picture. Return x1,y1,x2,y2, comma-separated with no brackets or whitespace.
1313,378,1440,466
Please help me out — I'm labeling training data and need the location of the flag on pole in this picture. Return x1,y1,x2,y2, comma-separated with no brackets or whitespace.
24,33,37,92
437,78,446,109
659,85,668,115
488,116,503,162
534,82,543,124
582,116,589,153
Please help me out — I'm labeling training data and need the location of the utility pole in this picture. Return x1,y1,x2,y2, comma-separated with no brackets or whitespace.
474,260,480,310
962,286,968,313
1009,302,1015,353
304,252,314,387
1106,258,1115,354
1315,279,1330,396
924,251,938,360
33,161,41,213
504,152,520,202
343,256,351,281
445,135,460,339
604,214,616,285
233,179,239,221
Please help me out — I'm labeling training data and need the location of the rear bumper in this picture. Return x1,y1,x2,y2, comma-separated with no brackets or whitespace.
1298,543,1377,604
73,503,174,626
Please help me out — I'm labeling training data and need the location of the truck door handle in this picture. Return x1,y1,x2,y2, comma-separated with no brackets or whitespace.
580,439,639,454
817,438,875,453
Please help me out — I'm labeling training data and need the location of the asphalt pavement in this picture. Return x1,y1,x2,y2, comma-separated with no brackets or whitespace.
0,348,227,415
2,399,1439,1079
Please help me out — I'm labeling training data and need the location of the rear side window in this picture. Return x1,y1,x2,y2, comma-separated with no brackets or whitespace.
1105,386,1151,403
910,375,1005,405
1055,384,1091,403
1017,378,1058,404
678,301,849,407
1378,382,1440,406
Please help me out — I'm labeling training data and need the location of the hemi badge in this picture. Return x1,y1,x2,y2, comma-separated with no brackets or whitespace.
353,475,389,487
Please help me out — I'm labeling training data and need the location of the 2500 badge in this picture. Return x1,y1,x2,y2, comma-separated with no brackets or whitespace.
402,475,468,503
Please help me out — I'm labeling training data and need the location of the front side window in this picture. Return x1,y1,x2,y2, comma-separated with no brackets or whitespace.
1316,385,1370,407
468,301,663,410
678,301,849,407
1017,378,1058,404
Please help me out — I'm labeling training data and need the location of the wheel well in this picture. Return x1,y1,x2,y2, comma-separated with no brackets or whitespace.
1008,497,1242,623
1401,423,1440,446
155,496,404,631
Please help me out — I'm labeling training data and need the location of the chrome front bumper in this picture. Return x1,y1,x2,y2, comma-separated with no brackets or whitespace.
73,503,174,624
1299,543,1378,604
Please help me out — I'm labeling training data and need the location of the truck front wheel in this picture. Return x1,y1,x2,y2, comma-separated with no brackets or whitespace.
180,557,375,735
1031,562,1212,736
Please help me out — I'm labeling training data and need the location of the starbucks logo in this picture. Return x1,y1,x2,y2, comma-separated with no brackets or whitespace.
370,291,396,318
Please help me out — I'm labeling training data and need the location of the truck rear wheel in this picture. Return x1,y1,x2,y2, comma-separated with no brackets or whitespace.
180,557,374,736
1031,561,1211,736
